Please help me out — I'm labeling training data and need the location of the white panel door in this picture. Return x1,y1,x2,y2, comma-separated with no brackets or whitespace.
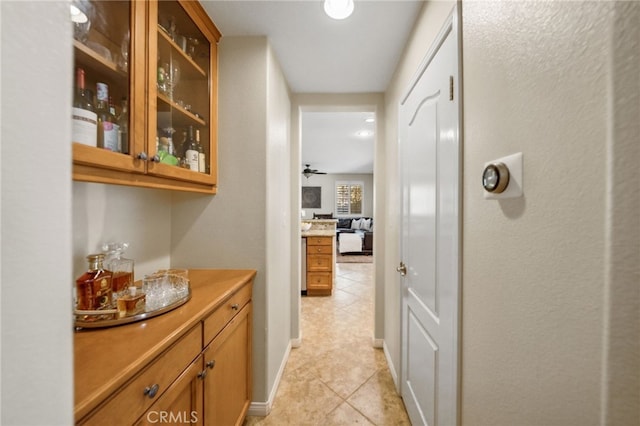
399,8,460,426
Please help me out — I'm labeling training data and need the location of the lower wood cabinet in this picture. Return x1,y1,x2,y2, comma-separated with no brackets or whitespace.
137,302,252,426
75,270,254,426
203,303,252,425
306,236,334,296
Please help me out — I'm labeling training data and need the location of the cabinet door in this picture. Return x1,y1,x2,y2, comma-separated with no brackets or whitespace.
72,0,146,174
203,302,252,426
136,355,204,426
147,0,220,188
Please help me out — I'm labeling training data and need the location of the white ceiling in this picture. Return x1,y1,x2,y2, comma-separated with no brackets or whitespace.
201,0,425,173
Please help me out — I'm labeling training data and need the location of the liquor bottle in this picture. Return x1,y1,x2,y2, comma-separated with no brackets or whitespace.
196,129,206,173
184,125,199,171
72,68,97,147
117,98,129,154
109,96,121,152
103,242,135,302
75,254,113,314
96,82,119,151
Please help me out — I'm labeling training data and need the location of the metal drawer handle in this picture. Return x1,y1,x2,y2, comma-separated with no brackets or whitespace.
206,360,216,369
231,303,239,310
197,370,207,380
143,384,159,398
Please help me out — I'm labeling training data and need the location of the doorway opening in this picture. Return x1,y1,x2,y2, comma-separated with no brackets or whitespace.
292,99,382,350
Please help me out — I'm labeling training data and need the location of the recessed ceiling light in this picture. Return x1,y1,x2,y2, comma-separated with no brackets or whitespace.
356,130,373,137
365,117,375,123
324,0,354,20
70,4,89,23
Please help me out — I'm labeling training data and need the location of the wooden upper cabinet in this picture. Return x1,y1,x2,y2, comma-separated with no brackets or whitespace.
71,0,220,194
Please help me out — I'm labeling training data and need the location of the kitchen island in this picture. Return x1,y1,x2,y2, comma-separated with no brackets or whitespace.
301,219,336,295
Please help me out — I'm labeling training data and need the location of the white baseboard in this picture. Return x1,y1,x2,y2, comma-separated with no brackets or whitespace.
372,338,384,348
291,337,302,348
247,401,270,417
383,341,401,394
247,340,292,417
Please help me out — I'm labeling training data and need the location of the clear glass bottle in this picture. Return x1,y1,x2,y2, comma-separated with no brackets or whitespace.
117,98,129,154
96,82,118,151
184,125,199,171
72,67,97,147
196,129,206,173
75,253,113,312
108,96,121,152
103,242,135,302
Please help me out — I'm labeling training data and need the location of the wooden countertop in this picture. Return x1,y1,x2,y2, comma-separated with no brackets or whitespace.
74,269,256,421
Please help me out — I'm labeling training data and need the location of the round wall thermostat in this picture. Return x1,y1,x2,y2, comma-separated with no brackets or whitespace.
482,162,510,193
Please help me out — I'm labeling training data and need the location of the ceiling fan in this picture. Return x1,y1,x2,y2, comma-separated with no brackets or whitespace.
302,164,327,178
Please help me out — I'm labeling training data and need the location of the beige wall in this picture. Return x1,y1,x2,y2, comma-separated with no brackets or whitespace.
1,2,74,423
171,36,292,409
462,1,611,424
72,183,172,280
601,3,640,424
265,42,293,399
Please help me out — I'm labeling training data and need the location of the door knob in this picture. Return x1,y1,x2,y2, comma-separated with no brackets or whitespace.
396,262,407,276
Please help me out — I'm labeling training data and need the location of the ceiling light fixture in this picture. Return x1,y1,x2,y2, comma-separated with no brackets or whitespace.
365,117,375,123
356,130,373,137
324,0,354,20
70,4,88,23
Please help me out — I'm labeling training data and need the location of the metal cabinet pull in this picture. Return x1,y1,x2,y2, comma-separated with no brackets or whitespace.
206,360,216,369
197,370,207,380
231,303,239,311
143,384,159,398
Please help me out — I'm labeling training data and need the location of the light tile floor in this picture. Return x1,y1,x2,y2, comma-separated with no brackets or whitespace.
244,262,410,426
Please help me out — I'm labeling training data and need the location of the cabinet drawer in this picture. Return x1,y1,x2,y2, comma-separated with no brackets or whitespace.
307,254,332,271
203,283,252,347
307,244,333,255
79,325,201,426
306,236,332,246
306,272,332,289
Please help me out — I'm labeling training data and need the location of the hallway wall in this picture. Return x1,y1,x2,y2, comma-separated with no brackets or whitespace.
460,2,629,424
384,1,638,424
171,36,292,408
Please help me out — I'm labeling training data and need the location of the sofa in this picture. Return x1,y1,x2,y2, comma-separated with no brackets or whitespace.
336,217,373,254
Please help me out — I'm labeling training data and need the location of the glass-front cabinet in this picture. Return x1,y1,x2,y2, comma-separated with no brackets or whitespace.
71,0,220,194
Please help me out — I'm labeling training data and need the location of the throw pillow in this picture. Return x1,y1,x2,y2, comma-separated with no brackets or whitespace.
351,218,361,230
362,218,371,231
338,218,351,229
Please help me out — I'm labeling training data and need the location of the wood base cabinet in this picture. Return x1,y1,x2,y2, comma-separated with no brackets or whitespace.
306,236,334,296
137,303,252,426
203,303,252,425
75,270,254,426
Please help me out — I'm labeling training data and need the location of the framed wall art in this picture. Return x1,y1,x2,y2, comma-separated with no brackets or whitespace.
301,186,321,208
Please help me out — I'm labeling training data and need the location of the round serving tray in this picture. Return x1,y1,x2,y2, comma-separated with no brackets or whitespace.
74,289,192,330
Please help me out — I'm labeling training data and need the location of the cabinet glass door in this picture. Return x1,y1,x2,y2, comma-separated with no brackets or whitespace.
149,0,216,185
71,0,144,172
